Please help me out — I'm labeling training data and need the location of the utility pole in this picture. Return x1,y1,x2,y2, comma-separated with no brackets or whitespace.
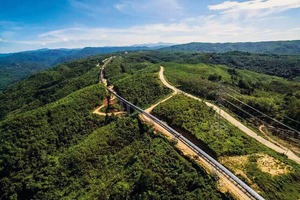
216,82,224,136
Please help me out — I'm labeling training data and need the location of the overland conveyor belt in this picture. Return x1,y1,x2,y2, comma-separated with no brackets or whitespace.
100,59,264,200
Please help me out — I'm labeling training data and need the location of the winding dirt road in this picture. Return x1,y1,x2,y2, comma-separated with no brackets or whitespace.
140,68,253,200
259,125,288,150
159,66,300,164
93,59,126,117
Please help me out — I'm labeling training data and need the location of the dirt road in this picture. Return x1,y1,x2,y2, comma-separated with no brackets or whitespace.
259,125,288,150
159,66,300,164
140,68,253,200
93,59,126,117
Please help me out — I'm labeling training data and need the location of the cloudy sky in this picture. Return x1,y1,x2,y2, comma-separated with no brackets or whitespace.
1,0,300,53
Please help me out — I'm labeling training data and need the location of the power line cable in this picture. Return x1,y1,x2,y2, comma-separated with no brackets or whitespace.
224,89,300,134
284,116,300,125
227,87,300,125
219,97,298,140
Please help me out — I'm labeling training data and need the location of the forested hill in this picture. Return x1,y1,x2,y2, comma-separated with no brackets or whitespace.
0,46,149,91
0,54,231,199
2,40,300,91
142,51,300,81
161,40,300,55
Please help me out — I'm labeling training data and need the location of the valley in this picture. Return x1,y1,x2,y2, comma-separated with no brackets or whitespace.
99,53,300,199
2,1,300,199
0,49,300,199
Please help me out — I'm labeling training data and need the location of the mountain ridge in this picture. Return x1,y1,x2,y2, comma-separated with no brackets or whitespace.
0,46,152,91
161,40,300,55
1,40,300,91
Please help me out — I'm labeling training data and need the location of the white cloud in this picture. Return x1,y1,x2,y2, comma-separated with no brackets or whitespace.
209,0,300,19
69,0,103,17
69,0,92,10
12,14,296,49
114,0,183,18
0,38,8,43
3,0,300,53
114,3,125,11
115,0,182,11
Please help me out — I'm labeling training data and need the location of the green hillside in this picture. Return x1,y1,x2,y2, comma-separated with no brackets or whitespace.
162,62,300,131
152,95,300,200
104,55,171,108
0,54,232,199
162,40,300,55
0,55,105,119
0,46,149,91
140,51,300,80
37,117,229,199
0,84,108,199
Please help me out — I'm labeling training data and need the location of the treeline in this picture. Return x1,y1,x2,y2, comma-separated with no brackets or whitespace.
209,52,300,81
139,51,300,80
0,46,150,91
162,40,300,55
114,72,171,108
104,54,153,81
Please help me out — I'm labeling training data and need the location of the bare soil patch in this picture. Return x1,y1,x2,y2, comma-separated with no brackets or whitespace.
256,153,292,176
220,153,292,177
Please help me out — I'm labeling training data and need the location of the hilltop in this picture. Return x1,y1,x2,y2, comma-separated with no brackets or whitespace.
2,40,300,91
162,40,300,55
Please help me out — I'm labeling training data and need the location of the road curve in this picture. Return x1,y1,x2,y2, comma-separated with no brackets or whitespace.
108,85,262,200
99,59,263,200
159,66,300,164
142,68,254,200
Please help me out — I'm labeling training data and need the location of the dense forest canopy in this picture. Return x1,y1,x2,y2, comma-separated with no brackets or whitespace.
152,95,300,200
162,40,300,55
2,40,300,91
0,46,149,91
1,49,300,199
0,53,233,199
0,55,104,119
141,51,300,81
160,61,300,130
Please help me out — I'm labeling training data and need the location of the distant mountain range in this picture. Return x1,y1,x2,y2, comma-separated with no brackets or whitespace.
161,40,300,55
1,40,300,91
0,46,154,91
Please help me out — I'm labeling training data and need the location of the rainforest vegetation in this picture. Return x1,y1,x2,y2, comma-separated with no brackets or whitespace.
37,117,230,199
0,54,231,199
152,95,300,200
0,55,106,120
104,55,171,108
161,40,300,55
0,84,108,199
160,62,300,132
1,50,300,199
0,46,150,91
141,51,300,80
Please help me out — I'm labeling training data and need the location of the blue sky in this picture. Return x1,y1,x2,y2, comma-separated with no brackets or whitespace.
1,0,300,53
